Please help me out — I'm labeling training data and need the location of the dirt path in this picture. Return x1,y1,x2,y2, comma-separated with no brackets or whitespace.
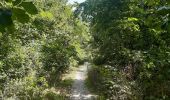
70,63,97,100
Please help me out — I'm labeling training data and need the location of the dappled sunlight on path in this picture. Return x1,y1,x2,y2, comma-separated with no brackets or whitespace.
70,63,98,100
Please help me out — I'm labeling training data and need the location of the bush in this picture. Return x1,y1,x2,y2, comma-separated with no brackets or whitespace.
42,88,67,100
87,65,142,100
1,74,48,100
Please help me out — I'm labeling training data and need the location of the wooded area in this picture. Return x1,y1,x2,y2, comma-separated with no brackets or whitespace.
0,0,170,100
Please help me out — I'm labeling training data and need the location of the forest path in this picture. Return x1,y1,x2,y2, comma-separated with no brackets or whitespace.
70,62,97,100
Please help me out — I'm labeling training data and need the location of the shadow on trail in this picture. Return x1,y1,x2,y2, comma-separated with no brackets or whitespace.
70,79,97,100
70,63,98,100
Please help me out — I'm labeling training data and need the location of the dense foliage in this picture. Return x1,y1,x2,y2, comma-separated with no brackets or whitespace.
1,0,170,99
0,0,89,99
77,0,170,99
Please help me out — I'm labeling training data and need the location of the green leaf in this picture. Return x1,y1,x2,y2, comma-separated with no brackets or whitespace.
12,8,29,23
40,11,54,19
128,17,139,22
12,0,22,6
20,2,38,15
168,1,170,5
5,0,12,3
167,23,170,33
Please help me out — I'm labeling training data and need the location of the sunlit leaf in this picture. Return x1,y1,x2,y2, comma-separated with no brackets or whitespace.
128,17,139,22
12,0,22,6
40,11,54,19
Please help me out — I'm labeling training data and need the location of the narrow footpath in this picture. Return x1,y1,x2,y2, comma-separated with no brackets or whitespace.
70,63,97,100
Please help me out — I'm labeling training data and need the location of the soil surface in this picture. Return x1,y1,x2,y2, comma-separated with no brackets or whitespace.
70,63,97,100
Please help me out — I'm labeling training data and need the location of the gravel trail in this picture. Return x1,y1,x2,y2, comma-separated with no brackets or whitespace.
70,63,97,100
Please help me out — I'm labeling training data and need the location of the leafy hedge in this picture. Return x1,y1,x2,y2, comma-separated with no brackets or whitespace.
77,0,170,99
0,0,89,99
